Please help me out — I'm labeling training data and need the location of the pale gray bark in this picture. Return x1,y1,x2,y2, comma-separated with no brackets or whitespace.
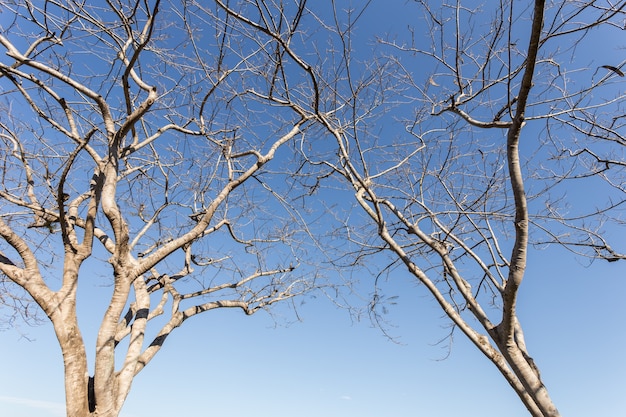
0,2,318,416
293,1,625,416
1,1,625,417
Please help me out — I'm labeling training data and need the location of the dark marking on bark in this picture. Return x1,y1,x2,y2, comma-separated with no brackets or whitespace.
88,376,96,413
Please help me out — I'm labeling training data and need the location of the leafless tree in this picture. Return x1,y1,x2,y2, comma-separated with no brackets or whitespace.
0,1,326,416
293,1,626,416
3,1,626,417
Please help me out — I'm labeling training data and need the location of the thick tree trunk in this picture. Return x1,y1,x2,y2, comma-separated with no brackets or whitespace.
50,300,91,417
53,295,128,417
60,334,91,417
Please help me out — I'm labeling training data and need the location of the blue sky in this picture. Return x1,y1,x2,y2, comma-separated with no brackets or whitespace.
2,1,626,416
2,241,626,416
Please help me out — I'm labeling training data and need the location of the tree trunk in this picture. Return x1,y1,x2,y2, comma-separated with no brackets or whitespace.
51,301,91,417
498,339,560,417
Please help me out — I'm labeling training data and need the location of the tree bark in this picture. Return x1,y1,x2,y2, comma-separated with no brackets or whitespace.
49,270,91,417
499,1,560,415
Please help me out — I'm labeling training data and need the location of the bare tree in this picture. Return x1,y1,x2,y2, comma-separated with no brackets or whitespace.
3,1,625,416
293,1,626,416
0,1,326,416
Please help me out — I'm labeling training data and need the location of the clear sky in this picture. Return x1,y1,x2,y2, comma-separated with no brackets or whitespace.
1,1,626,417
2,243,626,416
